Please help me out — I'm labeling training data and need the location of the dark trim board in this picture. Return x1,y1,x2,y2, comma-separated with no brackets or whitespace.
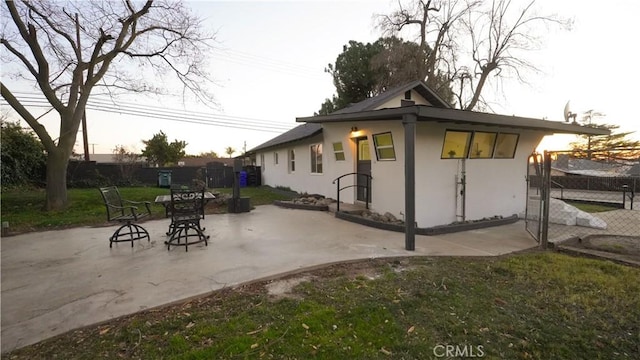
335,212,520,235
418,215,520,235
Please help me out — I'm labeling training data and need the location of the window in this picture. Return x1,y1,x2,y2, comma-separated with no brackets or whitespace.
274,152,279,165
260,153,265,168
288,149,295,172
333,142,345,161
373,132,396,160
358,139,371,161
494,133,519,158
310,144,322,174
441,130,472,159
469,132,497,159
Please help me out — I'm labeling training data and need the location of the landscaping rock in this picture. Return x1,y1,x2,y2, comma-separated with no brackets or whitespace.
383,212,397,222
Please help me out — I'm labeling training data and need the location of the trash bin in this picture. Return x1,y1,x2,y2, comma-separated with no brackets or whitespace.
239,171,248,188
158,170,172,188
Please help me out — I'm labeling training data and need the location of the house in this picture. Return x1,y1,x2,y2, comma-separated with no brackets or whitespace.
79,153,147,164
248,80,608,248
178,156,236,167
552,154,637,177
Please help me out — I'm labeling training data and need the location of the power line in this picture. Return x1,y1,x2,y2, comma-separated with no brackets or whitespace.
223,48,320,73
213,48,326,79
1,97,296,133
12,91,292,127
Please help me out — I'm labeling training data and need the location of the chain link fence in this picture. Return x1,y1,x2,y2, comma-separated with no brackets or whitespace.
535,149,639,243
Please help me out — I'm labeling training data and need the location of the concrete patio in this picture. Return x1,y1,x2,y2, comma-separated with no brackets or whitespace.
1,205,537,353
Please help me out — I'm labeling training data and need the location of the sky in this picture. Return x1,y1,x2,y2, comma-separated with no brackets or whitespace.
3,0,639,156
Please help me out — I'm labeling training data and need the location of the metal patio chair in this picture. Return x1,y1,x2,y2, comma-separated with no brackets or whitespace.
99,186,151,248
166,187,209,251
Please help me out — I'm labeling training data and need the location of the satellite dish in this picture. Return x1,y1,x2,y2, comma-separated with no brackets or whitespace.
563,101,571,123
563,101,577,124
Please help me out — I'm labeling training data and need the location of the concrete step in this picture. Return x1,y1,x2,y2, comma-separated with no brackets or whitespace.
328,202,368,213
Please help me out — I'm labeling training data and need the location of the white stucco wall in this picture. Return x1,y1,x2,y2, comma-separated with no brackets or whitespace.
377,89,431,109
257,120,546,229
257,133,337,196
413,123,545,227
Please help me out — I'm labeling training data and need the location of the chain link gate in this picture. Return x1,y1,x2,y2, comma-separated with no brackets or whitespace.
526,149,639,248
525,152,551,247
525,153,542,242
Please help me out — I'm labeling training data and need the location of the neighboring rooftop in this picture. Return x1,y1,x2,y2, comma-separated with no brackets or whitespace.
552,155,639,177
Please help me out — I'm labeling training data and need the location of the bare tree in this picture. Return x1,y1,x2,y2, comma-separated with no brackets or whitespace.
377,0,566,110
113,145,140,184
1,0,215,210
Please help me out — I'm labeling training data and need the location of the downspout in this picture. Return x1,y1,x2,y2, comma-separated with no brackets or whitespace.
461,158,466,221
455,158,467,222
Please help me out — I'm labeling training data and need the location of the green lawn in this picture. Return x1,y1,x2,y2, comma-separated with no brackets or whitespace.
0,186,294,234
4,252,639,359
566,201,620,213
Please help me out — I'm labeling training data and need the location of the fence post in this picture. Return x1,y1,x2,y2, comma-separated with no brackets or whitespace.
540,151,552,249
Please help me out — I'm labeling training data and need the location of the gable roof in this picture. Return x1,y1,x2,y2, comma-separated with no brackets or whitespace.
249,123,322,152
250,80,608,154
331,79,451,115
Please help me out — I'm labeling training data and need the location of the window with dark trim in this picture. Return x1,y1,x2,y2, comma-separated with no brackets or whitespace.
310,144,322,174
373,132,396,160
274,151,279,165
288,149,295,172
441,130,472,159
333,142,345,161
469,132,497,159
494,133,519,158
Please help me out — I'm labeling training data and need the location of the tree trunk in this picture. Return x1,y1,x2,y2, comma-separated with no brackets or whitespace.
45,149,70,211
464,63,495,111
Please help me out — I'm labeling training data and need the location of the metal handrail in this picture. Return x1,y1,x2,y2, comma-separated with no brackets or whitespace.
551,179,565,199
621,185,634,210
332,172,372,212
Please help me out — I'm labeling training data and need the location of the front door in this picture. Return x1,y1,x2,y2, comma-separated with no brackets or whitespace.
356,137,371,202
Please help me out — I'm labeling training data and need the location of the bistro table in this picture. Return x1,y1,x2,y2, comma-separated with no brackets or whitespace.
154,191,217,235
154,191,217,216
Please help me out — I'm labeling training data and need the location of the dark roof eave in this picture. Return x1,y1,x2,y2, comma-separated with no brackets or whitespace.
297,106,610,136
247,128,323,153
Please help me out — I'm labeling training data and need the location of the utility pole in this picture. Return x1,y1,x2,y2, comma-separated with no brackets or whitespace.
82,111,90,161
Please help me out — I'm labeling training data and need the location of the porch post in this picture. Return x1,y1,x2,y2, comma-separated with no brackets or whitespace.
403,113,417,251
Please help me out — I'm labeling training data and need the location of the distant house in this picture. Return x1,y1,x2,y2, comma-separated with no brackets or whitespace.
248,80,607,239
552,154,638,177
178,156,235,167
82,153,147,164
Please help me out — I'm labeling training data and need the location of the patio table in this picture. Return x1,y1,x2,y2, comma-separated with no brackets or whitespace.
154,191,217,216
154,191,216,235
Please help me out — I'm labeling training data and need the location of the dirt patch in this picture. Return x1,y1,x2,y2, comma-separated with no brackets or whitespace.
265,275,316,299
